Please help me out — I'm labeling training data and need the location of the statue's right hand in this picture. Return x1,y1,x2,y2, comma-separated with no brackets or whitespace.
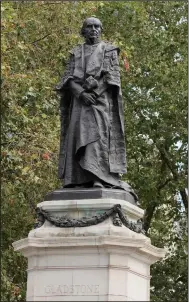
79,91,97,106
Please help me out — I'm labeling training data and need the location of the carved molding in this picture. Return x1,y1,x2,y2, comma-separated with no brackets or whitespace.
34,204,145,235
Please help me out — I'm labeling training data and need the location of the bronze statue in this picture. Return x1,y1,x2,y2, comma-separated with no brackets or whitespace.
56,17,138,201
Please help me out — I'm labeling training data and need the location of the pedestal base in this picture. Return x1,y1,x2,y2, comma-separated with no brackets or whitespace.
13,190,165,301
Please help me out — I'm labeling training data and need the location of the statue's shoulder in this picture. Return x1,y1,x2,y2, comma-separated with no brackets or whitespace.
69,44,83,56
103,41,120,55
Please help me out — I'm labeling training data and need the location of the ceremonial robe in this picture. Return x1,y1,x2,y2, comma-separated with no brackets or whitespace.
56,41,129,190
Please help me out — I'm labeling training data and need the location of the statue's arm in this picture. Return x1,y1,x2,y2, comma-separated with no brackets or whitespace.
68,80,85,99
68,81,96,105
55,54,75,92
56,55,87,100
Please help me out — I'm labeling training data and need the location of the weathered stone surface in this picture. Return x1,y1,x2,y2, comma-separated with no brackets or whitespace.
13,197,165,301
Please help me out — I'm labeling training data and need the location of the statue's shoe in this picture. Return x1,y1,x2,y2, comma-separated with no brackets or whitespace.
93,181,104,188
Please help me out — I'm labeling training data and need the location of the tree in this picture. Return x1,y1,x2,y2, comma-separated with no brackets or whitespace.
1,1,187,301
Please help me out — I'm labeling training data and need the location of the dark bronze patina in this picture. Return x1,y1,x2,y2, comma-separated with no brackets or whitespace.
56,17,138,202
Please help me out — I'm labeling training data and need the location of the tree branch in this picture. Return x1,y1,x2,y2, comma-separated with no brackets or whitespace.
143,203,157,233
158,146,178,180
180,189,188,210
157,177,173,191
31,33,51,45
143,177,173,233
157,145,187,211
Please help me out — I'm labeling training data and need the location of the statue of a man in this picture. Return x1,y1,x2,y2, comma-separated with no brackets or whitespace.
56,17,138,201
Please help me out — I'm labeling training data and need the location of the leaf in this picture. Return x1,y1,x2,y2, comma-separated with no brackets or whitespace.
21,166,30,175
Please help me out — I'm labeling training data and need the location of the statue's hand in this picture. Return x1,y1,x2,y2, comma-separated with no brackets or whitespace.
79,91,97,106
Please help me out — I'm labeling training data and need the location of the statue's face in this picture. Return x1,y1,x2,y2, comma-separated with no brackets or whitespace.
83,18,102,40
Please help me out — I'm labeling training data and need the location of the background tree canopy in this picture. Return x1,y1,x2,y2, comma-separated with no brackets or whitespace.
1,1,187,301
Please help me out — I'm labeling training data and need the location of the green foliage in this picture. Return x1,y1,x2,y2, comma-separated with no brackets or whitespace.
2,1,187,301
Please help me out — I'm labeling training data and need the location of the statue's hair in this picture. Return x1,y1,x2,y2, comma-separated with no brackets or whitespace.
80,17,103,37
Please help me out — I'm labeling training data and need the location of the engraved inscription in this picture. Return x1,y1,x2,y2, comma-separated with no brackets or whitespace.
45,284,99,295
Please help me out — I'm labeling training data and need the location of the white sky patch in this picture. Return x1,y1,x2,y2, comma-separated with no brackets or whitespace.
174,53,183,62
176,16,187,25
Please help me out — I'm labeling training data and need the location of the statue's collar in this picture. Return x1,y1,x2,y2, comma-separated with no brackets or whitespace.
84,38,101,45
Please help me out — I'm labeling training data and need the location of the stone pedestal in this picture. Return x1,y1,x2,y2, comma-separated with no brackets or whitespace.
13,189,165,301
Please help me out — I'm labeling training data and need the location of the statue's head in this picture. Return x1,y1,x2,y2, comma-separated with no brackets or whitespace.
81,17,103,40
